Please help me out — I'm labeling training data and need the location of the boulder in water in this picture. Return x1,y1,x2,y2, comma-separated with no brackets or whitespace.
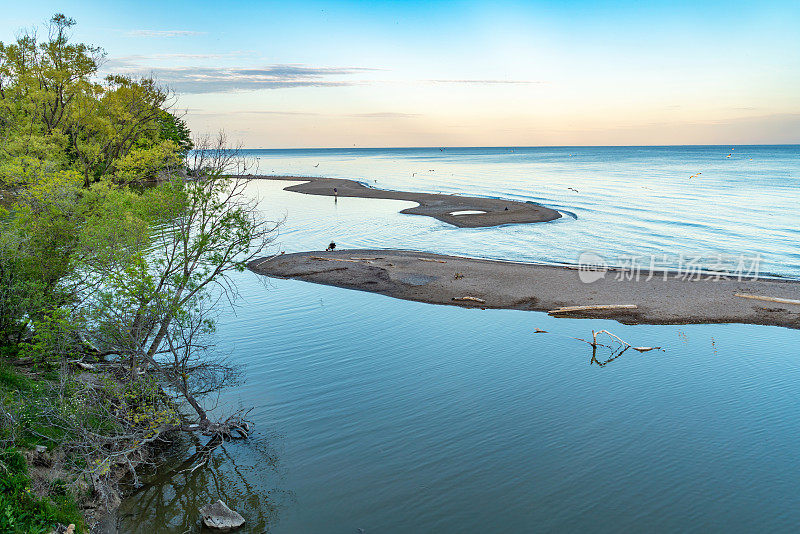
199,500,245,531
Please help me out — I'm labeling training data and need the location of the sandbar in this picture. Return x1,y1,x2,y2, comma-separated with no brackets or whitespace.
249,249,800,329
249,175,562,228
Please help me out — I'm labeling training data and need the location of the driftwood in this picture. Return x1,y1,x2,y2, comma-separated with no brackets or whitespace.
452,296,486,304
350,256,383,261
548,304,637,314
285,267,349,277
533,328,548,333
418,257,447,263
310,256,363,263
588,330,661,352
734,293,800,306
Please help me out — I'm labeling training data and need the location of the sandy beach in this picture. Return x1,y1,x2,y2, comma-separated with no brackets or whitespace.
249,175,562,228
249,249,800,329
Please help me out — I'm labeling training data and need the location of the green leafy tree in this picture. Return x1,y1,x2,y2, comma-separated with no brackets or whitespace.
0,14,183,186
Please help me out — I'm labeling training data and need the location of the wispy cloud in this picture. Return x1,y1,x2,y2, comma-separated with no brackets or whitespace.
349,112,421,119
427,79,544,85
190,110,322,117
127,30,206,37
106,63,378,93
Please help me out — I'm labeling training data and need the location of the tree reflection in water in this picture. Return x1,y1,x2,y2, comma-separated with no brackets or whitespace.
117,432,293,533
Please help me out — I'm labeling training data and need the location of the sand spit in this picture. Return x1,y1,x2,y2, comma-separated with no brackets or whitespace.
249,249,800,329
248,175,562,228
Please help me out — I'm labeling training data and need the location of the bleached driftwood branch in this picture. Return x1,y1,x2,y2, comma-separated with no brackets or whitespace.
734,293,800,305
452,296,486,304
548,304,637,314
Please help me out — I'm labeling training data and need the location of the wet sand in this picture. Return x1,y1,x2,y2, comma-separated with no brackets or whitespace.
249,249,800,329
250,175,562,228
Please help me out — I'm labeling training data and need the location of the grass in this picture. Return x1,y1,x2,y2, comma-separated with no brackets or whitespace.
0,364,84,533
0,447,83,534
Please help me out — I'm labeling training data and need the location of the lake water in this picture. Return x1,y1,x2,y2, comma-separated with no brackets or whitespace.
119,147,800,533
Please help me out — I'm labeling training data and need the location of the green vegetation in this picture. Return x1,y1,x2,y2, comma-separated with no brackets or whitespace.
0,447,83,533
0,365,85,533
0,14,274,531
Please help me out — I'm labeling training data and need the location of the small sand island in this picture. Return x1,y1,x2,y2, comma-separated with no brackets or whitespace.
250,249,800,329
253,175,562,227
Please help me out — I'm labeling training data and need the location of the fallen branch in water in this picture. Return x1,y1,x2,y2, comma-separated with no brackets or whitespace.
588,329,661,352
734,293,800,306
548,304,637,314
452,296,486,304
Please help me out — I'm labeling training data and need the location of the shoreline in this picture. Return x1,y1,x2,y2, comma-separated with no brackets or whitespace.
249,249,800,329
246,175,562,228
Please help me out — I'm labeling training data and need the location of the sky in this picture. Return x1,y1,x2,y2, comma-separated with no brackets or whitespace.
3,0,800,148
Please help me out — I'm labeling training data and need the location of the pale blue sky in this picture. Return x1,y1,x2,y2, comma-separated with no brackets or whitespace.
3,1,799,147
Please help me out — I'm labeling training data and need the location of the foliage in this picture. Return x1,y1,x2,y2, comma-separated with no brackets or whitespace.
0,13,278,527
0,14,182,186
0,447,84,533
156,110,193,156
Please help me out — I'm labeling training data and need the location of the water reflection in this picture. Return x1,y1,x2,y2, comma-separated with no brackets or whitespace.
590,344,633,367
118,434,292,533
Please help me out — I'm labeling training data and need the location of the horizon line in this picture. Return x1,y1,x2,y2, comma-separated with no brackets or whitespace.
236,143,800,150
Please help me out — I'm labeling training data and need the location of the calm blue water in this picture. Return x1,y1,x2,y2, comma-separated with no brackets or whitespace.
120,147,800,533
247,145,800,278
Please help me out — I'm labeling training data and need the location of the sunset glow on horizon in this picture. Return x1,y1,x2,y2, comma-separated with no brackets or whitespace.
5,0,799,147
